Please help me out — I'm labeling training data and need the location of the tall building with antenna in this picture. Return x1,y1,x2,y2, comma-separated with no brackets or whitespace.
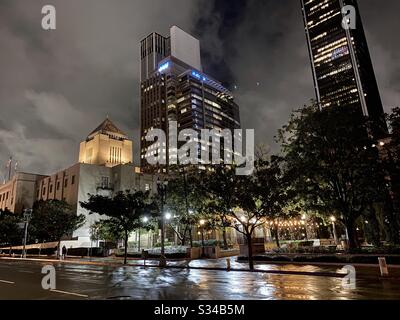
139,26,241,172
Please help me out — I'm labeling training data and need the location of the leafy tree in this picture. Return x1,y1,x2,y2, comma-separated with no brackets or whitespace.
30,200,85,256
196,160,288,270
166,174,205,246
277,103,387,250
252,155,294,247
388,107,400,147
196,165,240,250
233,156,291,270
81,191,156,264
381,107,400,244
0,209,23,254
90,219,124,245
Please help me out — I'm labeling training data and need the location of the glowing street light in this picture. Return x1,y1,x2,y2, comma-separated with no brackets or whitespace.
165,212,172,220
199,220,206,257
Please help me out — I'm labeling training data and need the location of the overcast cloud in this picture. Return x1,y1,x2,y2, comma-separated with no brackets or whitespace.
0,0,399,177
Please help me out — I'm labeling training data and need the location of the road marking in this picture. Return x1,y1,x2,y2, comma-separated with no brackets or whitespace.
64,268,104,274
50,289,88,298
0,279,15,284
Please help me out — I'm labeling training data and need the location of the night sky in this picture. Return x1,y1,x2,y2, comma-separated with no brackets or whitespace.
1,0,399,176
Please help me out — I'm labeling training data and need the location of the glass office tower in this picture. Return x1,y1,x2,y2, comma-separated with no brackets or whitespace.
139,26,240,172
301,0,387,136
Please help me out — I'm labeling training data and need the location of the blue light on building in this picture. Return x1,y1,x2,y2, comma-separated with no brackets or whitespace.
158,62,170,73
191,70,208,82
192,71,201,79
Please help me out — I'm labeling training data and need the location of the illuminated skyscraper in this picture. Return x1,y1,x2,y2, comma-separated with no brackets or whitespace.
139,26,240,172
301,0,387,136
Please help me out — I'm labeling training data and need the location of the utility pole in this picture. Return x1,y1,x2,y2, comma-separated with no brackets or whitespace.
22,208,33,258
157,178,168,267
7,157,12,182
182,166,193,247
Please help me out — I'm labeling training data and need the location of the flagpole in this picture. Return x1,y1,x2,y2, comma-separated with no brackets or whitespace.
8,157,12,181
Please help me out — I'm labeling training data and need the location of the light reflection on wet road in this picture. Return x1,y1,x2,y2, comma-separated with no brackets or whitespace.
0,260,399,300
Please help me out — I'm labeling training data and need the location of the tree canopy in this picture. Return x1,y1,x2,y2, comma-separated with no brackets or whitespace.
277,103,387,249
0,209,22,248
81,190,156,264
30,200,85,246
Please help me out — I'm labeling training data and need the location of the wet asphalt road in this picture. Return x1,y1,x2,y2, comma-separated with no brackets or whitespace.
0,259,400,300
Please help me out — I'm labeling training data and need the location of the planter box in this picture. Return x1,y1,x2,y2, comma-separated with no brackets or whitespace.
203,246,220,259
219,249,240,258
187,247,201,259
239,244,265,257
187,246,225,259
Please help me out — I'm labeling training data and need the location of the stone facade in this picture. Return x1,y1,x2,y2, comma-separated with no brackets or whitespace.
36,162,158,247
79,118,133,167
0,172,47,214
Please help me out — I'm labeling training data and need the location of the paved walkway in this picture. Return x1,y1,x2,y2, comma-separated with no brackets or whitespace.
2,255,399,279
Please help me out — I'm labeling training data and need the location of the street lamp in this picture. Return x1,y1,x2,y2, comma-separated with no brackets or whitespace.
22,208,33,259
330,216,339,245
157,178,168,267
199,219,206,258
138,216,150,252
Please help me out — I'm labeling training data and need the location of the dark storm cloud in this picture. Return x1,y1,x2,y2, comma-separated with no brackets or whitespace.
0,0,399,177
0,0,198,175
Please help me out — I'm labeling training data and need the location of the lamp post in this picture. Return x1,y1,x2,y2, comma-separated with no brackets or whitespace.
199,219,206,258
330,216,339,245
22,208,33,259
157,178,168,267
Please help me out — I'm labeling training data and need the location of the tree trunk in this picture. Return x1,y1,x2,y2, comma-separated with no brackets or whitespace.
124,230,128,265
181,235,186,246
189,227,193,248
172,227,185,246
57,240,61,259
384,198,400,244
181,227,187,246
246,233,254,271
274,227,280,248
345,219,358,251
222,227,229,250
